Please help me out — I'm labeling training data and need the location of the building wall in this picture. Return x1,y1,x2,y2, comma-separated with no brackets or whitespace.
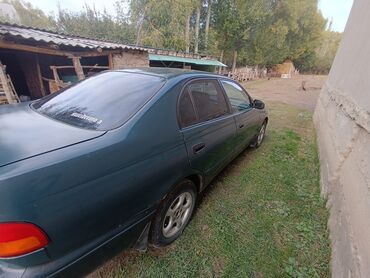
314,0,370,276
112,51,149,69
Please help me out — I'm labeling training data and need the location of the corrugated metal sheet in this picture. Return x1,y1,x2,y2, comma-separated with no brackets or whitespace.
0,23,147,52
149,54,227,67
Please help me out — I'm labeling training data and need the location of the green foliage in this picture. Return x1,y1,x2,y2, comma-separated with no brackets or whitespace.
126,0,195,49
53,5,135,44
300,30,342,74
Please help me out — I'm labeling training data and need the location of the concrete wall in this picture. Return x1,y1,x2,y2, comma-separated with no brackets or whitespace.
112,51,149,69
314,0,370,276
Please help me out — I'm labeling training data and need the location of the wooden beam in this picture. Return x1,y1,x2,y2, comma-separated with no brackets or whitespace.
77,50,123,57
0,40,126,58
0,40,71,56
72,57,85,81
49,65,109,70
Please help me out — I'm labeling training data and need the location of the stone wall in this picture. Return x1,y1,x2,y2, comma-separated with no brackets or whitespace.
112,51,149,69
314,0,370,276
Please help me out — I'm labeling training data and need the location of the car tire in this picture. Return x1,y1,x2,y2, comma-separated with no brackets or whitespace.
150,179,197,247
250,120,267,148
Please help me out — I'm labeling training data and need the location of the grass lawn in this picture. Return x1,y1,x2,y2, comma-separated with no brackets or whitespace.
93,101,331,278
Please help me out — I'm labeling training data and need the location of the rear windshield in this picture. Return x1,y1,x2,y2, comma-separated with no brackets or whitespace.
32,71,166,130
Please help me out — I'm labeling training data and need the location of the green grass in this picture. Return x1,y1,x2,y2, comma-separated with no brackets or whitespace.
95,102,330,278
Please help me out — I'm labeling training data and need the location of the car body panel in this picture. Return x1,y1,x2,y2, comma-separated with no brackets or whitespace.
233,108,262,150
182,114,237,184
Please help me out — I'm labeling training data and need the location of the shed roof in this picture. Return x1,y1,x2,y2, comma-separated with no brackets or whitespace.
0,23,147,52
149,54,227,67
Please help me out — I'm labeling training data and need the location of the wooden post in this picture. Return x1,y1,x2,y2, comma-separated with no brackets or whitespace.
36,55,46,96
72,57,85,81
51,66,61,83
108,53,113,69
16,53,45,99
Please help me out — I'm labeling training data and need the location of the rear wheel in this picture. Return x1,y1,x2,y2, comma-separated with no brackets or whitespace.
250,121,267,148
150,179,197,247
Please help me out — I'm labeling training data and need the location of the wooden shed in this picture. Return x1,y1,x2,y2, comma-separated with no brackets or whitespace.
0,22,149,103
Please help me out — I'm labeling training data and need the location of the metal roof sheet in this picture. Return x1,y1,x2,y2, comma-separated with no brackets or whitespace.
0,23,147,51
149,54,227,67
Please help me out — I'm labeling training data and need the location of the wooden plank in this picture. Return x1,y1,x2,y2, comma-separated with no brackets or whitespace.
36,55,46,97
7,74,20,102
72,57,85,81
0,64,16,104
0,62,19,104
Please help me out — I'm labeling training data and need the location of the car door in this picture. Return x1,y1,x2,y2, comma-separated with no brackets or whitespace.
178,78,237,184
220,79,261,152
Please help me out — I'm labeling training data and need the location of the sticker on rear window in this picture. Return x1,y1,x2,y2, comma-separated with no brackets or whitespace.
71,112,103,125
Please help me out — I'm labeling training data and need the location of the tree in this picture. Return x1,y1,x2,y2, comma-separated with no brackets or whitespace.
53,4,135,44
3,0,54,29
213,0,272,71
204,0,212,49
194,1,201,53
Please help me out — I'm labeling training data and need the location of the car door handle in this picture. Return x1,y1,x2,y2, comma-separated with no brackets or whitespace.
192,143,206,154
239,124,245,129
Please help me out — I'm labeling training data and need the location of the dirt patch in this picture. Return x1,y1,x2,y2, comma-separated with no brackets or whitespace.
212,257,225,277
243,75,327,112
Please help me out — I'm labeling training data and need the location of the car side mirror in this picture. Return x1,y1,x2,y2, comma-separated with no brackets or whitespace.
253,99,265,110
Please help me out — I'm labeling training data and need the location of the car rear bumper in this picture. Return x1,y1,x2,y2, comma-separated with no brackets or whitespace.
0,214,153,278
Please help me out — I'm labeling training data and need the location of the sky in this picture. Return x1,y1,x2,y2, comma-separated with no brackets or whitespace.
29,0,353,32
318,0,354,32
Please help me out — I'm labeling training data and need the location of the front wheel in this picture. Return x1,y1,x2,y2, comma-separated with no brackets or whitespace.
150,179,197,247
250,121,267,148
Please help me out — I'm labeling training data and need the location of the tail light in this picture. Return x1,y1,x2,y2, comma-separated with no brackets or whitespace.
0,223,49,258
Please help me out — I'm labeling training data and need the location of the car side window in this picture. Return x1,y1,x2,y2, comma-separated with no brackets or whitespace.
186,79,229,123
221,80,251,112
178,90,198,128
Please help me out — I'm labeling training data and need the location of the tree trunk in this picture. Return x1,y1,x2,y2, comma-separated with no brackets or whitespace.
232,49,237,73
218,49,224,74
194,5,201,54
135,10,145,46
205,0,212,49
185,14,190,53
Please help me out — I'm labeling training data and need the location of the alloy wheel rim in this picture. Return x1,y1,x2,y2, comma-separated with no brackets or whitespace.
162,192,193,238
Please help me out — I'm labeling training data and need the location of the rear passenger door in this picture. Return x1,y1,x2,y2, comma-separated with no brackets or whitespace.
178,78,237,184
221,80,260,152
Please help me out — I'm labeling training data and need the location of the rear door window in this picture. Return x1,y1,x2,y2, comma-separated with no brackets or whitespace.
178,90,198,128
186,79,229,123
221,80,251,112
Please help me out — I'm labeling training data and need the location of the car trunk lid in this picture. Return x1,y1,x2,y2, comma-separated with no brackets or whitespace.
0,103,106,167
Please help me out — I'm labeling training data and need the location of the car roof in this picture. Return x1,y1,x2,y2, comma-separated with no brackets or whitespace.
115,67,221,80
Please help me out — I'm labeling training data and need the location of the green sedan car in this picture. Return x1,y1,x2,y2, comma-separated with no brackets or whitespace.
0,68,268,277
